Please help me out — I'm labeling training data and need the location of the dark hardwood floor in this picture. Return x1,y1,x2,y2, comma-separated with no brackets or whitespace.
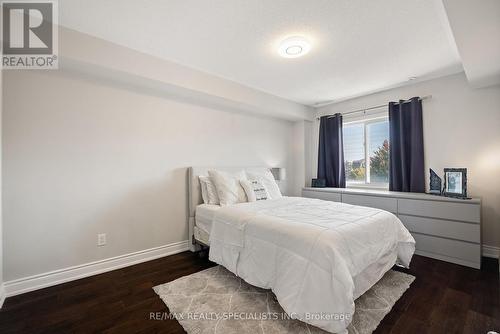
0,252,498,334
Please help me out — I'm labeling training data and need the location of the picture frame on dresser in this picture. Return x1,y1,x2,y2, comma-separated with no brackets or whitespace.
443,168,467,198
311,178,326,188
429,168,442,195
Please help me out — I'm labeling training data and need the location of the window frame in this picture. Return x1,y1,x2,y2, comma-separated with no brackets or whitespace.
343,115,390,190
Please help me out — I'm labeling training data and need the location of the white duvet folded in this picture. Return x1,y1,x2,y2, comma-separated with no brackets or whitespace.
209,196,415,333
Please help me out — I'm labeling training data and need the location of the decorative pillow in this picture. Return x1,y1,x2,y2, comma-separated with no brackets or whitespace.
199,176,220,205
199,177,209,204
240,179,269,202
208,170,247,206
246,170,282,199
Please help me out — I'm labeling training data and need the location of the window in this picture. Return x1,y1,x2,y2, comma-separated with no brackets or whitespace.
344,118,389,188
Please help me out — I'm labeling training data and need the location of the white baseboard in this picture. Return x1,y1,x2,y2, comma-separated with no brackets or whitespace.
3,240,190,299
2,241,496,304
483,244,500,259
0,284,5,308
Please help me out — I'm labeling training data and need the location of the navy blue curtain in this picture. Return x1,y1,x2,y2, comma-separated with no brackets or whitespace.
317,114,346,188
389,97,425,192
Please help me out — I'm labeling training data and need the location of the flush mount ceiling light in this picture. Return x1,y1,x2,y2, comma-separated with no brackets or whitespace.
278,36,311,58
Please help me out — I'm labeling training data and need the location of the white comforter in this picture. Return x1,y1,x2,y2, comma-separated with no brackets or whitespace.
208,197,415,333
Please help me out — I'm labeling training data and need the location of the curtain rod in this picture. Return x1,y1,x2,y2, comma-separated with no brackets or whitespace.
316,95,432,120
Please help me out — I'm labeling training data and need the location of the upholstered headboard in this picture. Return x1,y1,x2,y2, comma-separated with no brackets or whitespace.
187,166,271,251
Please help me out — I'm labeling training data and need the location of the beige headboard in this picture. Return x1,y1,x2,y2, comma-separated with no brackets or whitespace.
187,166,271,251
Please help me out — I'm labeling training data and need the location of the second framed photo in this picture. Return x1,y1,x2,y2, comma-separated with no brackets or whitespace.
443,168,467,198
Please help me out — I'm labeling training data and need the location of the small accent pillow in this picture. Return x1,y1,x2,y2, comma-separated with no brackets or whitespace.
246,170,282,199
208,170,247,206
240,179,269,202
200,178,209,203
199,176,220,205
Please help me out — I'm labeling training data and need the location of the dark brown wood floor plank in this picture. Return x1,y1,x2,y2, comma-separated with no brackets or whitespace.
0,252,498,334
463,309,500,334
428,288,472,332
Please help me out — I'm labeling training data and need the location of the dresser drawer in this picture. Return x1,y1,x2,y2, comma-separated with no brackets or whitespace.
412,233,480,267
342,194,397,213
398,199,480,223
302,190,341,202
399,215,480,243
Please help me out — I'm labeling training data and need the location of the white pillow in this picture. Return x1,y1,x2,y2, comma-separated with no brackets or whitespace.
246,170,282,199
240,179,269,202
199,177,209,203
199,176,220,205
208,170,247,206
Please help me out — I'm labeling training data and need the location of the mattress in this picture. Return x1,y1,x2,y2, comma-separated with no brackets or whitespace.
195,204,221,234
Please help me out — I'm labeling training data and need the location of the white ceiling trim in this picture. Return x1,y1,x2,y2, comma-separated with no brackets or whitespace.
443,0,500,88
58,27,313,121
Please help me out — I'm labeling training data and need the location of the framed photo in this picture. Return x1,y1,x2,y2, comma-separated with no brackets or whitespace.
311,178,326,188
443,168,467,198
429,168,442,195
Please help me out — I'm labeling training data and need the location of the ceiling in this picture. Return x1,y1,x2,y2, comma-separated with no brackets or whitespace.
443,0,500,88
59,0,463,106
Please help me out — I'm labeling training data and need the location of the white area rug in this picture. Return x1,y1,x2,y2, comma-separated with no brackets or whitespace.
154,266,414,334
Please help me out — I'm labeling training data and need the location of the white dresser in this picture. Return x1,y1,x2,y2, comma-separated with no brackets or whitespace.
302,187,482,269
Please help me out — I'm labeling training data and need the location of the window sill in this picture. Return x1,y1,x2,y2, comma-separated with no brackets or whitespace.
346,184,389,191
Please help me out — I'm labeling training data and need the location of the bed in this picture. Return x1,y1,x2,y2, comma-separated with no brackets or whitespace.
187,167,415,333
188,167,272,250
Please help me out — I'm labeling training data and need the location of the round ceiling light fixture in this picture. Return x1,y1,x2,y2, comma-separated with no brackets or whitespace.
278,36,311,58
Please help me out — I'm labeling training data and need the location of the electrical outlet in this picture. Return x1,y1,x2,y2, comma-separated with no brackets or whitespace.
97,233,106,246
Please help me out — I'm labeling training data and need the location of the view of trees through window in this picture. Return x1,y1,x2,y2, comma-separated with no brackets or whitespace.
344,119,389,186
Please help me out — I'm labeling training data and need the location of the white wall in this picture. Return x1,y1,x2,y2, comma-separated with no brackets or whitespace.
291,120,314,196
313,72,500,249
0,68,4,305
2,69,297,281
